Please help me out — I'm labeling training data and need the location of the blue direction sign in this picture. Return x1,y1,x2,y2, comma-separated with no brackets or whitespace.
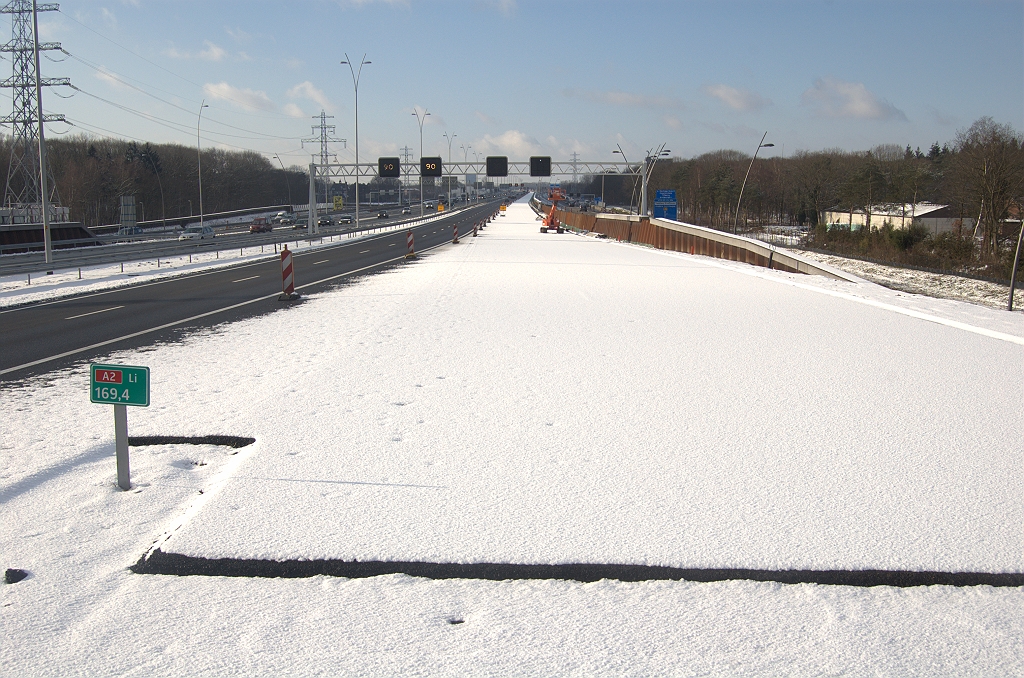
653,189,677,220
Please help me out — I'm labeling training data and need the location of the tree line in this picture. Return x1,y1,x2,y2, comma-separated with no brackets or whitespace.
0,134,306,228
576,117,1024,279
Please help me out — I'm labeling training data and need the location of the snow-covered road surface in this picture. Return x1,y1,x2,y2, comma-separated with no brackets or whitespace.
2,199,1022,676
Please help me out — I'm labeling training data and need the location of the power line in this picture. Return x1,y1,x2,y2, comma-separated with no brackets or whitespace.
60,48,300,141
56,8,302,122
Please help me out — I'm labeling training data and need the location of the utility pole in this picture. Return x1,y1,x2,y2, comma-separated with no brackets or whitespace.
400,145,413,206
570,151,580,194
302,110,345,219
1,0,69,267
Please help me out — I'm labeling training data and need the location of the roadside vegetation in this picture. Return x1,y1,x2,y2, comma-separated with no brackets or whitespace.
579,117,1024,280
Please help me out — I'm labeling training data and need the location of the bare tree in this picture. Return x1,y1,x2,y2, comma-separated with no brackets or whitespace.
951,117,1024,256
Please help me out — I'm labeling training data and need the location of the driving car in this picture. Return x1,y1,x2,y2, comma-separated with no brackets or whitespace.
377,210,388,219
317,215,334,227
178,225,214,241
401,206,411,215
249,217,272,233
337,214,353,224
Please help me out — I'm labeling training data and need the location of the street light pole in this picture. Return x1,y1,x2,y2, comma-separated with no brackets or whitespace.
412,107,430,216
734,131,773,234
341,53,370,231
197,100,208,229
273,154,292,206
443,132,456,209
640,144,670,217
613,146,634,213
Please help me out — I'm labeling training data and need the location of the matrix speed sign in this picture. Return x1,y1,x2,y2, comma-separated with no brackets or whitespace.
90,364,150,406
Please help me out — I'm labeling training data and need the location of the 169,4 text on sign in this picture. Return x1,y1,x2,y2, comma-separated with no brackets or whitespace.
90,364,150,406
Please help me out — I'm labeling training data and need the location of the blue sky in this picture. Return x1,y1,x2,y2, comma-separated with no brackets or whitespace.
24,0,1024,168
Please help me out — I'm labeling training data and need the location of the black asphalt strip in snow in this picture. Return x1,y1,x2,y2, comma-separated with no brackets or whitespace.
129,551,1024,588
129,435,256,449
127,438,1022,588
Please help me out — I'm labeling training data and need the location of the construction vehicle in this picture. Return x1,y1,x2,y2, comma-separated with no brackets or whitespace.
540,186,566,233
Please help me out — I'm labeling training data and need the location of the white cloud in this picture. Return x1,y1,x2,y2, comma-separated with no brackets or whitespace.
283,103,306,118
545,135,591,157
361,139,399,156
287,81,333,112
475,0,516,16
203,82,276,112
341,0,409,4
663,115,683,130
801,77,906,121
226,27,254,44
100,7,117,29
475,110,495,125
563,88,686,110
164,40,228,62
702,84,771,112
94,68,130,91
474,130,542,157
199,41,226,61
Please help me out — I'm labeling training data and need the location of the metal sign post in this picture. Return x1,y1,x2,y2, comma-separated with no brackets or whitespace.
90,364,150,490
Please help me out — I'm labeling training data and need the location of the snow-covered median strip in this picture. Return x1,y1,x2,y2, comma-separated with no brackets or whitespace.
2,198,1021,675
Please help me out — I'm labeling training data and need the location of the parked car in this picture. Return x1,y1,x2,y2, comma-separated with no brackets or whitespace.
337,214,353,224
401,206,411,215
249,217,273,234
178,225,214,241
377,210,388,219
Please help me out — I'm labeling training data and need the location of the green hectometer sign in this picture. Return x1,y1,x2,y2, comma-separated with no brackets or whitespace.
90,364,150,406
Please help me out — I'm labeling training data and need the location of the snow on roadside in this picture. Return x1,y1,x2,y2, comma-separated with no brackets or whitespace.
2,199,1022,676
789,247,1024,312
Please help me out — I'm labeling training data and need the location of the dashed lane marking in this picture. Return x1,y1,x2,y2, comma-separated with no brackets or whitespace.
65,305,125,320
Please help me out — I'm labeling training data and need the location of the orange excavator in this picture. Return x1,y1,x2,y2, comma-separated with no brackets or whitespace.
540,186,566,233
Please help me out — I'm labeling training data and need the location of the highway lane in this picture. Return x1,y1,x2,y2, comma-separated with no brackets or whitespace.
0,203,481,276
1,201,501,382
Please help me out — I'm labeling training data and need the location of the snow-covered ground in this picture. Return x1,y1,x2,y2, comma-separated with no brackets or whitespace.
789,247,1024,312
2,200,1022,676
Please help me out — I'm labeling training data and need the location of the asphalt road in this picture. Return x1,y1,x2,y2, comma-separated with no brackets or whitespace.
1,201,501,382
0,203,475,276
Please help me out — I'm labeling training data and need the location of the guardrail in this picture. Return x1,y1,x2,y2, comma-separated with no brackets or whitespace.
543,201,859,282
0,202,484,280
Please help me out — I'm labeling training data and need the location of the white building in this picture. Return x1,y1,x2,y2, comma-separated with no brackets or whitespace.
825,203,976,235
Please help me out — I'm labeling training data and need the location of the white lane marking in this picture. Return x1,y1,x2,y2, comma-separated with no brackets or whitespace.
389,243,395,246
232,275,260,283
2,238,456,376
2,210,462,316
313,260,329,265
64,305,125,320
359,250,370,254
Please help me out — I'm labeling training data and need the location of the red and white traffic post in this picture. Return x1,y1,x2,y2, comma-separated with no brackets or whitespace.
279,245,299,300
473,221,478,237
405,229,416,258
452,223,459,244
